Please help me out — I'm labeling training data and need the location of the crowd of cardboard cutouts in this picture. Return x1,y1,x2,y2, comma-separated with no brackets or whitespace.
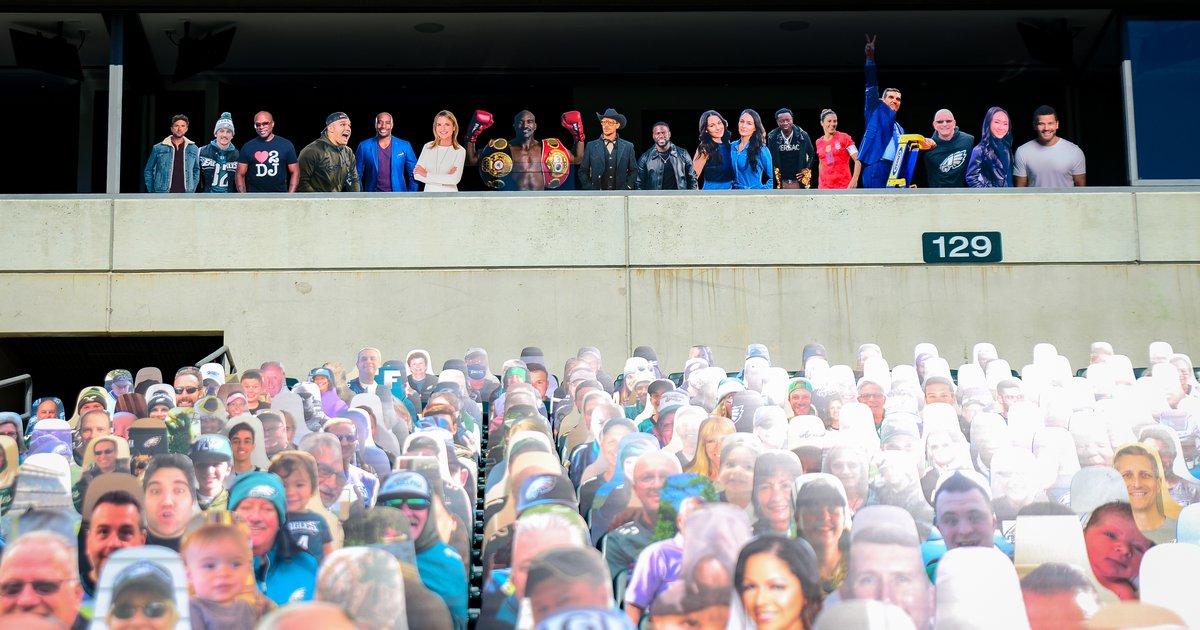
0,339,1195,630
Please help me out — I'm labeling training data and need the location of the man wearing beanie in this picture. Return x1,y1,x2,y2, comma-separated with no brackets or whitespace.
230,471,318,605
198,112,240,193
298,112,360,192
143,114,199,193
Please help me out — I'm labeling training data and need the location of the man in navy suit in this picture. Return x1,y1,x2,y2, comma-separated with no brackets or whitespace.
859,35,934,188
578,108,638,190
355,112,418,192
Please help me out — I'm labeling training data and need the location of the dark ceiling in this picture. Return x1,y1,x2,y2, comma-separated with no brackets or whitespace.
2,9,1124,84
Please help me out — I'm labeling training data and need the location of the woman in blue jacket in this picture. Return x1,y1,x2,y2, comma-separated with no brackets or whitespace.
731,109,773,189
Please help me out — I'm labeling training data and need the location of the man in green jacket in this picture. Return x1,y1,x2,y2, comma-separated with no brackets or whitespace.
298,112,361,192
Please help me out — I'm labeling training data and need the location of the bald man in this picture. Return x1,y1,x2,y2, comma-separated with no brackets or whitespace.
350,347,382,394
922,108,974,187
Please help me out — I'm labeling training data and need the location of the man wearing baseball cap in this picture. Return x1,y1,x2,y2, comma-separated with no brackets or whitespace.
229,471,317,605
101,560,181,628
105,370,134,398
650,390,688,446
378,470,467,630
635,379,677,431
190,435,233,511
297,112,360,193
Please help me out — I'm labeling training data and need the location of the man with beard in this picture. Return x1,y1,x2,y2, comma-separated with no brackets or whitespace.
767,108,815,189
637,122,697,190
355,112,418,192
377,471,467,630
143,114,199,193
577,108,637,190
466,109,586,190
298,112,360,192
173,367,203,408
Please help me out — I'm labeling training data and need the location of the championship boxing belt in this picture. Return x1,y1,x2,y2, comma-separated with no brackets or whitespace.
542,138,571,189
479,138,515,190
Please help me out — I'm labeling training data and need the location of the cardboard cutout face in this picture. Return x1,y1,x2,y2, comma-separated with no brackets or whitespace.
93,546,190,630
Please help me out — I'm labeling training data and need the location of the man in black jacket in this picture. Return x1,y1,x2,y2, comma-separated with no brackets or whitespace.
578,108,637,190
636,122,698,190
767,108,815,188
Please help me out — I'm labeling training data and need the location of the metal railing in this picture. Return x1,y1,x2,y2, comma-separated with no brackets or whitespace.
196,345,237,377
0,374,33,420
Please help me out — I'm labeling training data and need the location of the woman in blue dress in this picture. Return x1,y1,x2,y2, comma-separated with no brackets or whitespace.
693,110,733,189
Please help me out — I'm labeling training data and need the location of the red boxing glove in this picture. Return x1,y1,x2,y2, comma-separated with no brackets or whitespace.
561,111,585,143
467,110,494,143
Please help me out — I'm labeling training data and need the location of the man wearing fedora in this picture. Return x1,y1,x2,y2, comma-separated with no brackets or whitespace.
577,108,638,190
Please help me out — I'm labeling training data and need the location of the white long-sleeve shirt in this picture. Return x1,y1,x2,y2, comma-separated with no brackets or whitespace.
415,144,466,192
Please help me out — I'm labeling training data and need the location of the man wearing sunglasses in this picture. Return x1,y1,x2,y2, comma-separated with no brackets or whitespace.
236,111,299,193
103,561,179,630
378,471,467,630
0,531,85,629
173,367,203,409
921,109,973,188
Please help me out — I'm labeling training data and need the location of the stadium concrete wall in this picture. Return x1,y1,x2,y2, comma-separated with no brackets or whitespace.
2,189,1198,375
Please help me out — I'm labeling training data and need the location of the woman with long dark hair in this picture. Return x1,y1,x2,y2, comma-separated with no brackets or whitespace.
735,535,823,630
693,110,734,189
731,109,773,189
966,106,1013,188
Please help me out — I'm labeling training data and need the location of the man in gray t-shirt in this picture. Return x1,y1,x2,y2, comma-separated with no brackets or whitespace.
1014,105,1086,187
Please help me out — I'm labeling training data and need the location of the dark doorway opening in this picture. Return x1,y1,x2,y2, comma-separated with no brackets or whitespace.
0,334,224,422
